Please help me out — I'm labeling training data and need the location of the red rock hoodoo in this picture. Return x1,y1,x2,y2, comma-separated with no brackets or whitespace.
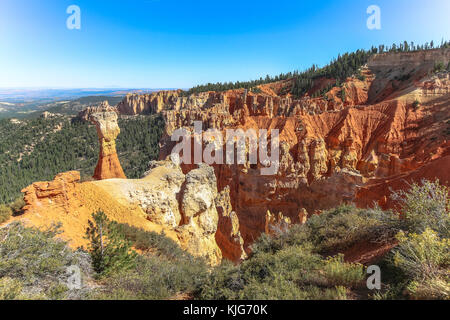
88,102,126,180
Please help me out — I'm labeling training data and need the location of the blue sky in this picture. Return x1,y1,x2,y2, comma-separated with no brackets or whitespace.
0,0,449,88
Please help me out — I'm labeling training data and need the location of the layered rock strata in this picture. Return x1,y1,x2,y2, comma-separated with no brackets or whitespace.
116,49,450,250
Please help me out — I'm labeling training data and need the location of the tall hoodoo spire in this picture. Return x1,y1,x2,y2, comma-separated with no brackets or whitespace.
89,101,126,180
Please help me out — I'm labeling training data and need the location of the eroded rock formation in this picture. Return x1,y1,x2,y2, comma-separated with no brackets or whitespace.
77,102,118,122
19,157,246,264
22,171,82,215
116,49,450,251
215,186,247,262
89,102,126,180
90,158,246,264
264,210,292,235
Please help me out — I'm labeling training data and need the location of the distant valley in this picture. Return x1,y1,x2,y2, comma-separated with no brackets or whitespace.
0,88,174,118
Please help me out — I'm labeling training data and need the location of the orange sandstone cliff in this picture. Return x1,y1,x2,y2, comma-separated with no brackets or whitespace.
118,49,450,250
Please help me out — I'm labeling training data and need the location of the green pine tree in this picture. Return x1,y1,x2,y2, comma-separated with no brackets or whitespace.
341,87,346,103
85,211,137,277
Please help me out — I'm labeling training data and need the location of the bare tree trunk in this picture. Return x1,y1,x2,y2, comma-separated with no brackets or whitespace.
99,223,104,258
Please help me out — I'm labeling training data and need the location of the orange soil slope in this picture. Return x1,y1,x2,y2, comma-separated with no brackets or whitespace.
15,171,177,249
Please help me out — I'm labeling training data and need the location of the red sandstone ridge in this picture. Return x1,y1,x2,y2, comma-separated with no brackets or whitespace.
88,102,126,180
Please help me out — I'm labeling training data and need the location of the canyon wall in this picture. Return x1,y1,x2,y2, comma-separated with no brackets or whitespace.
117,49,450,250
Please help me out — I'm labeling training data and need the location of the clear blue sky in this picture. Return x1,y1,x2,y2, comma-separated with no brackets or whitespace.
0,0,449,88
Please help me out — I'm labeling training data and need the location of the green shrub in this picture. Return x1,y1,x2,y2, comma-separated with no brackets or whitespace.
46,283,70,300
391,179,449,237
434,61,445,73
197,260,245,300
393,229,449,279
239,276,308,300
357,74,366,81
0,278,25,300
412,99,420,109
275,205,397,255
0,276,68,300
0,222,89,300
250,225,311,255
0,222,75,279
252,204,400,259
115,223,189,260
340,88,346,102
392,228,450,299
405,278,450,300
92,254,208,300
0,196,26,224
306,205,375,252
0,204,12,224
198,246,314,300
373,180,450,300
84,211,137,278
198,244,366,300
322,254,365,287
9,197,25,215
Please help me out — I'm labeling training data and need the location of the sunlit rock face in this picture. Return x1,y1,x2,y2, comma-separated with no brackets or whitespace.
215,186,247,262
88,102,127,180
116,49,450,251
